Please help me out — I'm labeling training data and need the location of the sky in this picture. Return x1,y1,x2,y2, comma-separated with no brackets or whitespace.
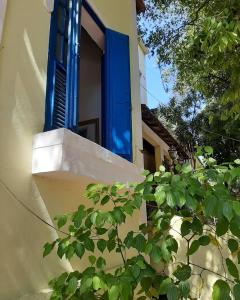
145,54,172,109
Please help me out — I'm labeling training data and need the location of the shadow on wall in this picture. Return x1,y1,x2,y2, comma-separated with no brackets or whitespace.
168,218,229,299
0,1,72,299
0,0,48,150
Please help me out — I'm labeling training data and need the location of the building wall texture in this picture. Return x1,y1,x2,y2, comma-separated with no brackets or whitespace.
0,0,143,299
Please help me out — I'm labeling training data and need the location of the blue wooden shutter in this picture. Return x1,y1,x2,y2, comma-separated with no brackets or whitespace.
103,29,133,162
45,0,81,131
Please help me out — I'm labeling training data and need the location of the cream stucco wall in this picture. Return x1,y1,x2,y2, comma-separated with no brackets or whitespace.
0,0,144,299
138,42,148,105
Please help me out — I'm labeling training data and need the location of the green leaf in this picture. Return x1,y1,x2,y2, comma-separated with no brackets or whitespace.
212,280,231,300
150,245,162,263
141,277,152,292
96,213,105,228
101,195,110,205
96,228,108,235
231,168,240,179
108,228,117,240
96,257,106,269
121,283,132,300
204,146,213,155
80,277,92,294
216,218,229,236
187,240,200,255
167,283,179,300
226,258,239,279
158,277,171,295
233,283,240,299
203,194,218,217
181,220,191,237
198,235,210,246
238,252,240,264
159,165,166,172
143,193,156,203
86,183,98,191
88,255,96,265
186,194,197,210
112,207,125,224
223,202,233,222
123,203,134,216
75,242,85,259
166,191,176,208
178,281,190,299
43,242,55,257
191,217,203,235
124,231,134,249
73,205,85,228
133,234,146,252
66,276,78,295
155,190,166,206
173,265,191,281
84,238,95,252
146,174,154,182
97,239,107,253
55,215,68,229
228,239,238,253
167,237,178,253
234,159,240,165
182,164,192,174
109,285,120,300
233,201,240,216
107,239,116,252
66,245,75,259
57,242,67,258
132,264,141,279
230,218,240,239
93,276,103,290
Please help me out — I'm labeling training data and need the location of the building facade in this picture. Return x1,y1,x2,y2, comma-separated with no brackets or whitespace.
0,1,145,299
0,1,206,299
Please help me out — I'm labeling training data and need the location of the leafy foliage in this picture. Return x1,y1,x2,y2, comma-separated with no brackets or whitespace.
138,0,240,163
156,95,240,164
44,150,240,299
139,0,240,120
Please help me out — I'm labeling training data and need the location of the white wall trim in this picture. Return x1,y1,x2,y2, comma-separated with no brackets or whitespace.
0,0,7,44
32,129,143,184
43,0,54,13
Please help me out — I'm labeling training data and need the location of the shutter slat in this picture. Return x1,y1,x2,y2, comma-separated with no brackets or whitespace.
53,65,67,128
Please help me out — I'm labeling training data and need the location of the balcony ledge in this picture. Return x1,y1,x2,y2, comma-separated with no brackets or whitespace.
32,129,142,184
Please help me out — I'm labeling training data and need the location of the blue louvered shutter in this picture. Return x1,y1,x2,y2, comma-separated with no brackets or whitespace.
45,0,81,131
103,29,133,162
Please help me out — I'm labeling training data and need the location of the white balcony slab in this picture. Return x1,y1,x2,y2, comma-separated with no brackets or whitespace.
32,128,142,184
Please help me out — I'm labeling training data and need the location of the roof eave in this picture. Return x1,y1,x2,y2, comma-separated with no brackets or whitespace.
136,0,146,14
141,104,189,160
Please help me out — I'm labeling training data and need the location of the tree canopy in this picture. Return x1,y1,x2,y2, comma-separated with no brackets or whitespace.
157,93,240,163
139,0,240,119
138,0,240,161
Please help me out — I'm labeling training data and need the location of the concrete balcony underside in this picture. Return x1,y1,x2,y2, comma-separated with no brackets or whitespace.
32,128,142,184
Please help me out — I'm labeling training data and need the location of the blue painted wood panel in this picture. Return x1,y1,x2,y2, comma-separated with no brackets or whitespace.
103,29,133,162
44,0,81,131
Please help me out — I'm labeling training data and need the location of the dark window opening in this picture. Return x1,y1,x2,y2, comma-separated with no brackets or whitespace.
143,139,156,173
78,27,103,145
143,139,157,219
